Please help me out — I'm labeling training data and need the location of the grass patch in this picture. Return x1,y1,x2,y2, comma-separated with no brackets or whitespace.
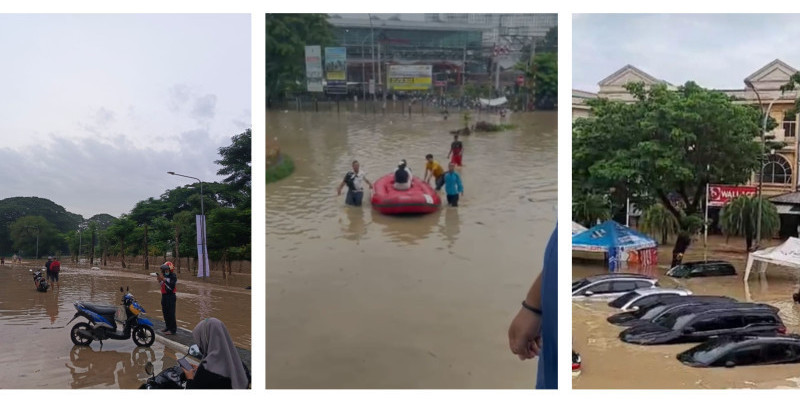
266,154,295,184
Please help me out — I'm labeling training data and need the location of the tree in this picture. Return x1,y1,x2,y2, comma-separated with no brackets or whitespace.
106,216,136,268
537,26,557,54
532,52,557,110
206,207,250,278
9,216,63,258
572,193,611,228
719,196,780,252
573,81,764,258
216,129,252,195
779,72,800,114
266,14,334,107
639,204,680,245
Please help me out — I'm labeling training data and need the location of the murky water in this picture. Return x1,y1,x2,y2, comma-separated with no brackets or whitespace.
266,110,557,388
573,237,800,389
0,262,251,389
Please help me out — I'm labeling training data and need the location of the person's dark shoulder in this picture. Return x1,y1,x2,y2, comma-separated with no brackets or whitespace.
186,366,232,389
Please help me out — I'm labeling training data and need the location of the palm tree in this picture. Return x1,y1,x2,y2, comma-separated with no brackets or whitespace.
572,193,611,228
719,195,780,251
640,204,680,245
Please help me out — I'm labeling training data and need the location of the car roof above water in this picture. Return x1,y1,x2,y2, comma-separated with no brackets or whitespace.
581,273,655,283
679,260,733,267
663,301,779,316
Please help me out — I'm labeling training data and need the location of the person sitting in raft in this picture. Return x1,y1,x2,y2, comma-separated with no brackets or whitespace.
394,160,412,190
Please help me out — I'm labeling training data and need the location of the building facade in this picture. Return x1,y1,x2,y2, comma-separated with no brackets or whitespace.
327,13,556,95
574,59,800,232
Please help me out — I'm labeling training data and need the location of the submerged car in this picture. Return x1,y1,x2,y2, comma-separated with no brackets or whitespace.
608,295,737,326
666,260,737,278
572,273,658,301
608,287,693,311
678,335,800,368
619,303,785,345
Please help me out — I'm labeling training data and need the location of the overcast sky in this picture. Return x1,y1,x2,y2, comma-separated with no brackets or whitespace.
0,14,250,218
573,14,800,92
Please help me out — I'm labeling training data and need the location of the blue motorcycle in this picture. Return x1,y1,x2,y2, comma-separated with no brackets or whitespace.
68,287,155,347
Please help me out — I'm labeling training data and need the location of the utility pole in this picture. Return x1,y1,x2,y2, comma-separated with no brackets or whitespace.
494,14,503,94
369,14,377,103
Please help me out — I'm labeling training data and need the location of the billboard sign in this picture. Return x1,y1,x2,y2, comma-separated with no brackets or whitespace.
708,185,757,207
324,47,347,95
388,65,432,91
304,45,323,92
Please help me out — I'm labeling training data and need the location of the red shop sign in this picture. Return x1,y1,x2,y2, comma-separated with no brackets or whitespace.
708,185,757,207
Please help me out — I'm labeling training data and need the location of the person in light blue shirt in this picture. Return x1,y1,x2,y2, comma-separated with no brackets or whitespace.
508,224,557,389
442,162,464,207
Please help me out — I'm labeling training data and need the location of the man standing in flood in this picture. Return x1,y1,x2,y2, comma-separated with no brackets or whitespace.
337,160,373,206
508,225,557,389
157,262,178,335
448,134,464,167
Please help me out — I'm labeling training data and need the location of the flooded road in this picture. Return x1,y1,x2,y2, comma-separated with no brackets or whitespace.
573,237,800,389
266,110,557,388
0,261,251,389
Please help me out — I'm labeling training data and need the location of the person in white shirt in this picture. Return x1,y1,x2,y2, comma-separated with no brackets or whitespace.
337,160,373,206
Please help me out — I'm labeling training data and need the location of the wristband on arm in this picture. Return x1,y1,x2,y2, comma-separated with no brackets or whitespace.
521,301,542,316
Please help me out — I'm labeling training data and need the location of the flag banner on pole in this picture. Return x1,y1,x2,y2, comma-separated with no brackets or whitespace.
196,215,209,278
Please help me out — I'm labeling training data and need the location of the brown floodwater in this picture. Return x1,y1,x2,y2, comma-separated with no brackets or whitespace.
573,237,800,389
0,261,251,389
266,110,557,388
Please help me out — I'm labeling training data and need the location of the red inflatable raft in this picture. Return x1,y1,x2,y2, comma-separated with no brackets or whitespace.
371,174,441,214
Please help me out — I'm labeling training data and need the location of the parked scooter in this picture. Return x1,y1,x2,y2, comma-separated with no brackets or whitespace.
30,268,49,292
68,286,155,347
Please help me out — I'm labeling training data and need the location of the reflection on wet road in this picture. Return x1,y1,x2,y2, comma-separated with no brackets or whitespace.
0,262,250,388
266,110,557,388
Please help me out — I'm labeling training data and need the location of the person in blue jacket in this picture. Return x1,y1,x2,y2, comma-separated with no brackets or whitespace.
442,162,464,207
508,224,557,389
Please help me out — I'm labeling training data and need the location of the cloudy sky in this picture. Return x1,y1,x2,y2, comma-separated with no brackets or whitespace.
0,14,250,218
573,14,800,92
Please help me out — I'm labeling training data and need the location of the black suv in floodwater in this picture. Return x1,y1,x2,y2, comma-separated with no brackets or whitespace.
619,303,784,345
678,335,800,368
607,295,738,326
666,260,737,278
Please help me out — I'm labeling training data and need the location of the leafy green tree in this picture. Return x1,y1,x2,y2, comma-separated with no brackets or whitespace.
266,14,334,107
639,204,680,245
9,216,63,259
779,72,800,113
572,192,611,228
207,207,251,278
538,26,557,54
719,195,780,251
532,52,557,110
106,216,136,268
574,81,764,258
216,129,252,198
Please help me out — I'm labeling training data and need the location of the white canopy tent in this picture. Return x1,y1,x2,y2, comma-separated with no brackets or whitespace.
744,237,800,281
478,96,508,107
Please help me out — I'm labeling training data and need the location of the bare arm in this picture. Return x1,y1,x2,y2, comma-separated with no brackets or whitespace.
524,271,544,309
337,181,345,195
363,177,373,189
508,271,543,360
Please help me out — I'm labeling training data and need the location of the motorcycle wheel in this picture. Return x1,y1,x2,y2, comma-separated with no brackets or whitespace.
133,325,155,347
70,322,94,346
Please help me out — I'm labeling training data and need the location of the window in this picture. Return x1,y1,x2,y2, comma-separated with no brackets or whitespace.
784,120,796,138
760,154,793,184
634,280,653,289
690,267,706,277
633,294,679,309
730,345,763,365
584,282,611,294
611,281,638,292
763,343,794,363
744,314,777,326
692,315,743,332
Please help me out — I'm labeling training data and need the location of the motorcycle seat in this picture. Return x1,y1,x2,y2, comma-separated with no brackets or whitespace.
81,303,118,316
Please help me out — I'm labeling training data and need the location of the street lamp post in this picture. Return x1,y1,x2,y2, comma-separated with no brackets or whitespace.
168,171,206,279
745,79,782,250
368,14,376,103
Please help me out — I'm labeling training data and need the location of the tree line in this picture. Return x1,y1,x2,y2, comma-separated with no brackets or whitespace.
5,129,251,277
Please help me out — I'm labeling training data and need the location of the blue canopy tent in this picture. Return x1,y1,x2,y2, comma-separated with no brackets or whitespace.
572,220,658,275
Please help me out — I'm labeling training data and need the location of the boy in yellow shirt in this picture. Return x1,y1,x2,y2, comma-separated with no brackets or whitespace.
424,154,446,191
